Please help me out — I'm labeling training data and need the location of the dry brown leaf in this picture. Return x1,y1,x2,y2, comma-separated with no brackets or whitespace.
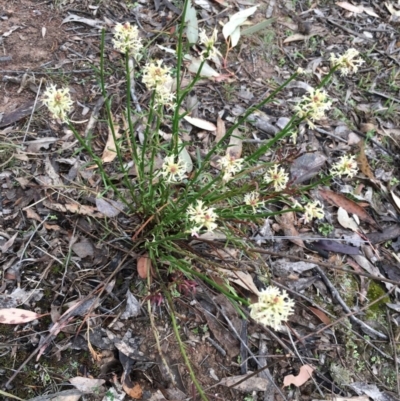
283,33,309,43
218,375,270,392
122,376,143,399
319,188,379,229
391,191,400,210
337,207,359,232
25,208,42,222
308,307,331,325
137,255,152,279
42,200,104,218
357,141,376,182
226,128,243,158
215,114,226,143
218,268,259,294
0,232,18,253
69,377,105,393
102,122,122,163
0,308,41,324
44,223,62,231
336,2,364,13
283,364,314,387
183,115,217,131
275,209,304,248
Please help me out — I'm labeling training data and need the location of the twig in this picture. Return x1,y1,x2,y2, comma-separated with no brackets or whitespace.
286,330,325,397
128,57,142,113
84,96,105,138
251,248,400,286
314,265,388,340
23,78,43,142
387,310,400,396
206,336,226,356
205,291,288,401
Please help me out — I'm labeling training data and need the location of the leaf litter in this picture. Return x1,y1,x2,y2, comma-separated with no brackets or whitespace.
0,0,400,400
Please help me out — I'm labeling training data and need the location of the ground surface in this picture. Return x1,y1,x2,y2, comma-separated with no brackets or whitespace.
1,0,400,401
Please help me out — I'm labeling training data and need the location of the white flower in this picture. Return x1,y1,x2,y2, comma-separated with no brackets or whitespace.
199,28,221,60
244,191,264,211
161,155,187,183
187,200,218,233
142,60,172,90
302,200,324,223
331,154,358,178
294,87,332,129
42,85,73,122
142,60,175,107
218,154,244,182
113,22,143,56
249,286,295,330
264,164,289,191
330,48,364,76
154,84,176,108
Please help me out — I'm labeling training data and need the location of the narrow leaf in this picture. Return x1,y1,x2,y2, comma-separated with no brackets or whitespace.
0,308,41,324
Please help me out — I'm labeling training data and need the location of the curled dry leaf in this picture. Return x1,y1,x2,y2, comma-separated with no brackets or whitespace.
69,377,105,393
218,375,270,392
217,268,259,294
357,141,376,183
283,364,314,387
226,128,242,158
43,200,105,218
0,308,41,324
319,188,380,230
308,307,331,325
102,124,122,163
275,209,304,248
222,6,258,47
337,207,359,232
137,255,152,279
183,115,216,131
96,197,124,218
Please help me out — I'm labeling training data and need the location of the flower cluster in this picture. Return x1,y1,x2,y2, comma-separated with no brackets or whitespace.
142,60,175,107
331,154,358,178
264,164,289,191
218,154,244,181
302,200,325,223
161,155,187,183
187,200,218,235
249,286,295,330
199,28,221,60
244,191,264,211
330,48,364,76
112,22,143,57
294,87,332,129
42,85,73,123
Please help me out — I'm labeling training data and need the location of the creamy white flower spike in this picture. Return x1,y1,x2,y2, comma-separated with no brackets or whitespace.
142,60,175,107
294,87,332,129
42,85,73,122
302,200,325,223
331,154,358,178
264,164,289,191
218,154,244,182
330,48,364,76
161,155,187,183
250,286,295,330
187,200,218,235
244,191,264,211
113,22,143,56
198,28,220,60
